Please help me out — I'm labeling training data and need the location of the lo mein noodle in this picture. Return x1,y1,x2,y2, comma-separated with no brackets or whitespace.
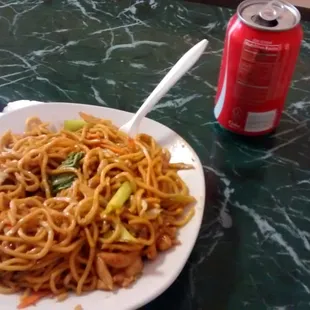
0,112,196,307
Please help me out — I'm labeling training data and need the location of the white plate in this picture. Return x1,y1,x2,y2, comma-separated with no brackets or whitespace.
0,102,205,310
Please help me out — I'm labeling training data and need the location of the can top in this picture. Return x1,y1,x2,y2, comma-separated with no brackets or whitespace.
237,0,301,31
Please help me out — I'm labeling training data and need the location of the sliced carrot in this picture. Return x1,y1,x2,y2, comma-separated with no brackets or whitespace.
18,291,50,309
128,138,135,150
101,144,124,154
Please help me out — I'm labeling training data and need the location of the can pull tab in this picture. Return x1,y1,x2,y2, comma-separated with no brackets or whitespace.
259,0,284,21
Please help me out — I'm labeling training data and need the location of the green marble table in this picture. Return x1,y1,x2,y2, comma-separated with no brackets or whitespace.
1,0,310,309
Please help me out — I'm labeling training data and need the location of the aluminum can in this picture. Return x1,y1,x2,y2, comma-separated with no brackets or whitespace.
214,0,303,135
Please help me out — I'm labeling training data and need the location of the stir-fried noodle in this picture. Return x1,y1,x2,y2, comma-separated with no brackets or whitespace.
0,112,195,307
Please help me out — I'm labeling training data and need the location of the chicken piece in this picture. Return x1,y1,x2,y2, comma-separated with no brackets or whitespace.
144,243,157,260
97,252,139,269
164,226,177,239
25,117,43,132
156,234,172,252
124,256,143,278
113,256,143,288
113,274,134,288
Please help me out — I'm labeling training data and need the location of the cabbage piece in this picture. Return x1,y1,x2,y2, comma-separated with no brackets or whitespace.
64,120,87,131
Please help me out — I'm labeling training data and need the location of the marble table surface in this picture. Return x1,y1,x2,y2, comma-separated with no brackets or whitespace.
1,0,310,309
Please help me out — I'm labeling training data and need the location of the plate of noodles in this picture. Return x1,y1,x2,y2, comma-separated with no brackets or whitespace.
0,101,205,310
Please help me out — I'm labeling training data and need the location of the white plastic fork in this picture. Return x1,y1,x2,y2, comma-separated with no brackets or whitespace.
119,39,209,137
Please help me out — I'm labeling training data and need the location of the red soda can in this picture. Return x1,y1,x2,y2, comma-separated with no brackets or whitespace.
214,0,303,135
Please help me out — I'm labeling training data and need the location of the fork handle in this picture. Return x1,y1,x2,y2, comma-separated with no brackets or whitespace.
129,39,209,125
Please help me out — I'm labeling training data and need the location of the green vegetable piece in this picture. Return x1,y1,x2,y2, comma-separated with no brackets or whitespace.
105,181,132,214
60,152,84,168
118,223,136,243
50,152,84,195
64,120,87,132
50,174,76,194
